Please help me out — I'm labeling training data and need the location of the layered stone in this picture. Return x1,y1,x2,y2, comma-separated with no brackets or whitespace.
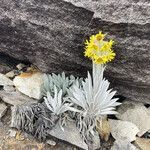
0,0,150,103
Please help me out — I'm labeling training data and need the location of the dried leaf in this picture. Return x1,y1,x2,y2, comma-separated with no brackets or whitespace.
96,116,110,141
15,131,24,141
135,137,150,150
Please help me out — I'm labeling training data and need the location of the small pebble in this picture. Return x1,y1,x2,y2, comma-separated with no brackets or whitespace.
9,129,17,137
16,63,26,70
46,139,56,146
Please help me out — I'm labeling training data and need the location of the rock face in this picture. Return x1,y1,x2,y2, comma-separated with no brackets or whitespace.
0,0,150,103
0,0,93,76
64,0,150,24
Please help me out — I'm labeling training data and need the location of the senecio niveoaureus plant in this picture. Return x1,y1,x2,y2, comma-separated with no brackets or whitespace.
11,32,121,144
68,32,121,142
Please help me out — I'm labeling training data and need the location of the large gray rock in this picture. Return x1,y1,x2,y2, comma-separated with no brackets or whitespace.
64,0,150,24
0,0,93,77
0,0,150,103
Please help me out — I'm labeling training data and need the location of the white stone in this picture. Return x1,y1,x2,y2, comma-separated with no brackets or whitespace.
16,63,26,70
0,73,13,86
46,139,56,146
116,100,150,137
13,72,44,99
9,129,17,137
111,139,138,150
109,119,139,142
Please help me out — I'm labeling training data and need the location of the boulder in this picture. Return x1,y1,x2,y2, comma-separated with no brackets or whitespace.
0,0,150,103
3,85,15,92
5,70,16,78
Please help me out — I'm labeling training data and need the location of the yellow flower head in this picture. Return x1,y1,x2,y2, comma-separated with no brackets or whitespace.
84,31,116,64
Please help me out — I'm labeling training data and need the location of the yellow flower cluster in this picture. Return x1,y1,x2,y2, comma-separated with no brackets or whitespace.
84,32,116,64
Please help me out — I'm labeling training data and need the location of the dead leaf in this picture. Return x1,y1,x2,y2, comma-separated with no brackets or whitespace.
37,143,45,150
96,116,110,141
135,137,150,150
15,131,24,141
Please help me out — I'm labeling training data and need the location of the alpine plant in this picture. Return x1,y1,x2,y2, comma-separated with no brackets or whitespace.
68,32,121,141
